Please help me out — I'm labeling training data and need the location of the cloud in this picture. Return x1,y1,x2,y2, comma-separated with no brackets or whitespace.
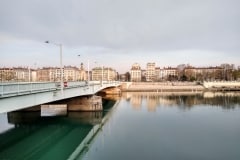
1,0,239,49
0,0,239,72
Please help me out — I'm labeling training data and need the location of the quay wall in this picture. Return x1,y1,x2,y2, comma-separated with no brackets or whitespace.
203,81,240,89
120,82,204,92
120,81,240,92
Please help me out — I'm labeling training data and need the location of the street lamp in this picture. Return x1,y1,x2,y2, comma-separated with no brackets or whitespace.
87,59,90,85
102,65,104,86
45,41,63,95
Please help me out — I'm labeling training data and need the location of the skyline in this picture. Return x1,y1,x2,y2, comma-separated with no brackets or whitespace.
1,0,240,73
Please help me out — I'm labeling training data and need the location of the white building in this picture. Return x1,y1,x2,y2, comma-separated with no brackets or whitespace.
146,63,156,82
64,66,79,81
130,63,142,82
37,66,80,82
14,67,31,82
160,67,178,80
92,67,117,81
79,63,87,81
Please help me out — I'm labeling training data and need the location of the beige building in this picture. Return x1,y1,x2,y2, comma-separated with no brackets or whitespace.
130,63,142,82
184,67,223,81
0,67,34,82
79,63,87,81
160,67,178,80
64,66,79,81
146,63,156,82
0,68,15,81
37,66,80,82
155,67,161,81
37,67,51,81
92,67,116,81
31,70,37,82
14,67,31,82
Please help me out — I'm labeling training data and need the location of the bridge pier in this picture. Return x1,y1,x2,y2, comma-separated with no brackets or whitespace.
100,87,121,95
67,95,103,111
16,95,103,113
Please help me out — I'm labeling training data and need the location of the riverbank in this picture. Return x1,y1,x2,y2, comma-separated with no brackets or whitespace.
121,82,204,92
120,82,240,92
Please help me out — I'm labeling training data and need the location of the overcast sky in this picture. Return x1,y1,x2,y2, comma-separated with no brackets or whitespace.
0,0,239,73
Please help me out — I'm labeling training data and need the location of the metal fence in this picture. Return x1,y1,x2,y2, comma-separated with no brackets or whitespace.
0,81,120,98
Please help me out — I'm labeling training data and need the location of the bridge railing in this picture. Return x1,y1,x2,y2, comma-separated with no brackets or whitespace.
0,81,121,98
0,82,57,97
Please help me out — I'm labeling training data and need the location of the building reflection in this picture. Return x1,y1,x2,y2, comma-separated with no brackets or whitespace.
130,93,142,110
123,92,240,111
147,94,157,112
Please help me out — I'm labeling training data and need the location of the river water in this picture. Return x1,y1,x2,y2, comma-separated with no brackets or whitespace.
0,92,240,160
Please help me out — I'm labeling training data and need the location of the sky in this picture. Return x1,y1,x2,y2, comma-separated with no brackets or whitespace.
0,0,240,73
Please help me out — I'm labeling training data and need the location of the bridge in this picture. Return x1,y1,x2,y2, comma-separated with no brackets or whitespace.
0,81,120,113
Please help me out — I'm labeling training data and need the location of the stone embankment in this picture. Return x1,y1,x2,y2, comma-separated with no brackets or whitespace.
203,81,240,90
120,81,240,92
121,82,204,92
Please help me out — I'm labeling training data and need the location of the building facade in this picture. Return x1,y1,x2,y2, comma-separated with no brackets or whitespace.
130,63,142,82
37,67,51,81
92,67,117,81
79,63,87,81
37,66,80,82
184,67,224,81
160,67,178,81
0,68,15,81
64,66,80,81
146,63,156,82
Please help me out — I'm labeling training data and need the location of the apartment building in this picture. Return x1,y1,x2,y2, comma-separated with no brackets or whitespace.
184,67,224,81
0,67,37,82
146,63,156,82
64,66,79,81
37,66,80,82
130,63,142,82
37,67,51,81
155,67,161,81
92,67,117,81
79,63,87,81
0,68,15,81
160,67,178,80
13,67,31,82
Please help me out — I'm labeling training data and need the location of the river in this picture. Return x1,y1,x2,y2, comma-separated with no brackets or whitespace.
0,92,240,160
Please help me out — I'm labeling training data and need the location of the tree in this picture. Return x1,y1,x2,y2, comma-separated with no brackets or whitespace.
180,74,187,81
125,72,130,82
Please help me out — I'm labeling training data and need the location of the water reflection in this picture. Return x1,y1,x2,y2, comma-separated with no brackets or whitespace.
122,92,240,111
83,93,240,160
7,111,103,126
0,98,117,160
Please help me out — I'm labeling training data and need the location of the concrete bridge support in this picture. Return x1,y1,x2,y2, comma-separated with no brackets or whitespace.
67,95,102,111
17,95,103,112
100,87,121,95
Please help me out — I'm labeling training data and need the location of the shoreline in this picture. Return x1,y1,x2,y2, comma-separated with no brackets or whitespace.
120,82,240,92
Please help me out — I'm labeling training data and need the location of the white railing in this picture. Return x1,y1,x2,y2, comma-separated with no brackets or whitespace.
0,82,57,97
0,81,120,98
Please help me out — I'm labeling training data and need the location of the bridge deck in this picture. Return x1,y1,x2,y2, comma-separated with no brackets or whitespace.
0,81,120,113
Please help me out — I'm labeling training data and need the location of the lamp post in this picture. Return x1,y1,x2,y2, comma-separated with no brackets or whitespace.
102,65,103,86
87,60,90,85
77,55,81,81
45,41,63,95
